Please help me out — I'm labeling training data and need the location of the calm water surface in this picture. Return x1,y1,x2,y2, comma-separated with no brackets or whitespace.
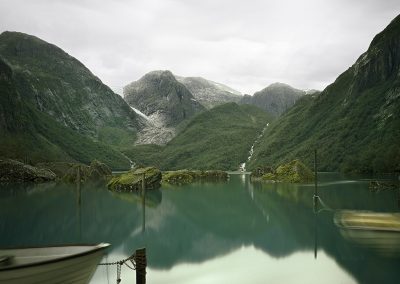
1,173,400,283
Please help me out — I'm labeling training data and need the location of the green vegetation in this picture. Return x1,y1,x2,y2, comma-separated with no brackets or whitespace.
0,103,132,169
162,170,228,185
249,15,400,173
107,167,162,191
97,126,137,150
122,144,163,167
0,32,140,170
260,160,314,183
124,103,273,170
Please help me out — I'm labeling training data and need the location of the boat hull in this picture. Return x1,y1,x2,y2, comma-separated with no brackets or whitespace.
0,244,109,284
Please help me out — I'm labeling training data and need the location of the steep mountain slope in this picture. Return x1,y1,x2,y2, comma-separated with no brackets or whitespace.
249,15,400,173
124,103,273,170
0,32,142,148
240,83,305,117
0,57,131,169
175,76,242,109
0,31,144,169
124,70,205,127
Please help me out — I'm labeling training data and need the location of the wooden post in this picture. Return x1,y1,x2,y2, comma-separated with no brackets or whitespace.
135,248,147,284
142,173,146,233
76,169,82,239
77,166,81,184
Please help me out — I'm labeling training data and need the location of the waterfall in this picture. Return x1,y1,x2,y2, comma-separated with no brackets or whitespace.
240,123,269,172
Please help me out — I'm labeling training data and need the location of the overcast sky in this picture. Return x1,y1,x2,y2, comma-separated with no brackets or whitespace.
1,0,399,94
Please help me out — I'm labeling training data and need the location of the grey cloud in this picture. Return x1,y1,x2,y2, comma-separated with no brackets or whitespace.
0,0,399,95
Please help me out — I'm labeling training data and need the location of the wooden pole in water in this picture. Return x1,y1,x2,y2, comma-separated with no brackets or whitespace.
135,248,147,284
76,166,82,239
142,173,146,233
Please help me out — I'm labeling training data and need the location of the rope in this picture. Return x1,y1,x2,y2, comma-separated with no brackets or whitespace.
99,253,136,284
313,195,335,213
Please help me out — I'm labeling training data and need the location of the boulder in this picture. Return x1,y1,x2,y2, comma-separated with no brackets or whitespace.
162,170,228,185
108,167,162,192
260,160,314,183
0,159,56,183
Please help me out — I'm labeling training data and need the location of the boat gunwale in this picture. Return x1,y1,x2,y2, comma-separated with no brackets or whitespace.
0,243,110,271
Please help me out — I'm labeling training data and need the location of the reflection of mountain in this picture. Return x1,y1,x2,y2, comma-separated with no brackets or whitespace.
250,179,400,284
1,175,400,284
0,182,153,248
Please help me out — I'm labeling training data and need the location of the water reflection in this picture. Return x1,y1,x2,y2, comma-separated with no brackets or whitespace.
1,174,400,284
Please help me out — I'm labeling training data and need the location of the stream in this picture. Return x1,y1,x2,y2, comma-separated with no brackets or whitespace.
240,123,269,171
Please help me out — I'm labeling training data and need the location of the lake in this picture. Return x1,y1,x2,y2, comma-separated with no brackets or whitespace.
1,173,400,283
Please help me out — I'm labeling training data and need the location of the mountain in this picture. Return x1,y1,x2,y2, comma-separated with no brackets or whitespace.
240,83,306,117
175,76,242,109
249,15,400,173
124,70,205,127
123,103,273,170
0,31,143,169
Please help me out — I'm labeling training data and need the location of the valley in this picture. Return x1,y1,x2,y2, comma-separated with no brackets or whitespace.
0,14,399,174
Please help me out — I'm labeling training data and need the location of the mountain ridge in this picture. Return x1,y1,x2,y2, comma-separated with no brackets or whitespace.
0,31,144,169
240,82,306,117
175,75,242,109
249,14,400,173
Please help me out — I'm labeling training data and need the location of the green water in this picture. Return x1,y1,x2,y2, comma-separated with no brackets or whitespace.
1,173,400,283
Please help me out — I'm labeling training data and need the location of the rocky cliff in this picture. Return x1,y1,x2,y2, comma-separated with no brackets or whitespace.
0,32,143,142
240,82,305,117
175,76,242,109
124,70,205,127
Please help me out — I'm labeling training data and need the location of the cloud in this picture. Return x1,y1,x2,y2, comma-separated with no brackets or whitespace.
0,0,399,94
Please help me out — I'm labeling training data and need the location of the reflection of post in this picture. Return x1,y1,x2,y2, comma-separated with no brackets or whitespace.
397,174,400,209
313,149,318,207
135,248,147,284
142,173,146,233
314,210,318,259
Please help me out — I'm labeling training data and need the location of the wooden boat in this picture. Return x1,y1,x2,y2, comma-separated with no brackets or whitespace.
334,210,400,232
334,211,400,257
0,243,109,284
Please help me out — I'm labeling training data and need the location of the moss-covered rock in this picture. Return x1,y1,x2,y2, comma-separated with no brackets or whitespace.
253,160,314,183
250,166,275,181
0,159,56,183
108,167,162,192
262,173,276,182
162,170,228,185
